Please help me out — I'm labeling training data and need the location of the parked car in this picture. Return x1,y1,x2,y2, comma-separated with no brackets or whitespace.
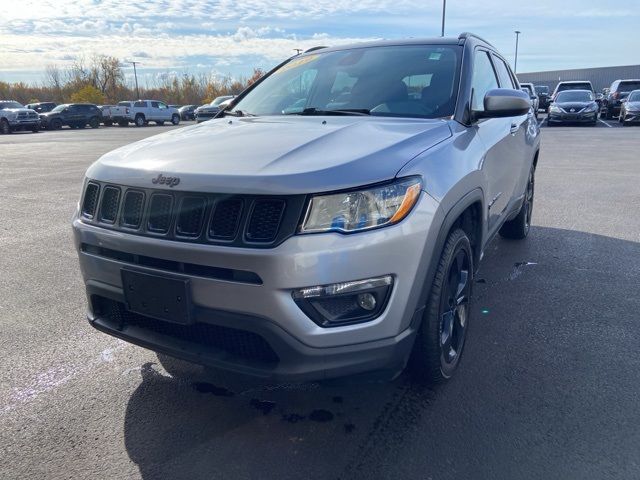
619,89,640,126
0,100,40,133
534,85,551,112
551,80,595,101
73,33,539,384
547,89,598,126
601,79,640,119
178,104,197,121
520,82,539,118
106,100,181,127
25,102,57,114
98,106,116,126
195,95,235,123
39,103,102,129
169,105,181,109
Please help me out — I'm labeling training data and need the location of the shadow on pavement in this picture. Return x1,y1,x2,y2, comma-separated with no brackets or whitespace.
123,227,640,480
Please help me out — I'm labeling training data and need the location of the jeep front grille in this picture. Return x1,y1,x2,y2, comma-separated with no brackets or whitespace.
80,180,306,248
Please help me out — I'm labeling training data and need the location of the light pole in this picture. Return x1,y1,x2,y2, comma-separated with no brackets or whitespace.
514,30,521,74
441,0,447,37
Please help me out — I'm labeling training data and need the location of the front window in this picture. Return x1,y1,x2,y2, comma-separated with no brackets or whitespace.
51,104,68,113
0,101,23,110
211,96,234,106
556,90,593,102
230,45,462,119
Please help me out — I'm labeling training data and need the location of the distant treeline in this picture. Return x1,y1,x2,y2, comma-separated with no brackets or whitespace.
0,55,264,106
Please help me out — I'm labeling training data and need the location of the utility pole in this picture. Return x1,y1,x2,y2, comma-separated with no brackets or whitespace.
127,61,141,99
441,0,447,37
514,31,521,74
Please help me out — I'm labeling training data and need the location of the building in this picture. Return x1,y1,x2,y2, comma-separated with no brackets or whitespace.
517,65,640,92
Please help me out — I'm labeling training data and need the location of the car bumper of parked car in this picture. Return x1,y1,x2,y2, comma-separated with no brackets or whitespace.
548,111,598,123
9,119,40,128
621,111,640,123
72,192,440,381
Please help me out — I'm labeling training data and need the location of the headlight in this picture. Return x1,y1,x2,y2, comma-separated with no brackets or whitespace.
300,177,422,234
549,105,561,113
585,104,598,112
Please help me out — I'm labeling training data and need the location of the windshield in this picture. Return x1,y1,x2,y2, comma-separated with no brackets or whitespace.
230,45,462,119
211,96,233,106
0,101,23,109
628,91,640,102
535,85,549,94
556,90,593,102
50,104,68,113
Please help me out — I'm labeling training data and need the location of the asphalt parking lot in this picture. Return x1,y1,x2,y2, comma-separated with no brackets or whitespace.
1,118,639,480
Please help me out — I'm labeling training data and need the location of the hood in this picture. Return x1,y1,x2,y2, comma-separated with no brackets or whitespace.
87,116,452,195
2,107,34,114
625,101,640,110
196,106,220,113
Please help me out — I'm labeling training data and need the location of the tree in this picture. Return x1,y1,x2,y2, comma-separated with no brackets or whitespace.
70,85,105,104
246,68,265,87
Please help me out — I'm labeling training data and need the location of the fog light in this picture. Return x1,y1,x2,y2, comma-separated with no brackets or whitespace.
292,275,393,327
357,293,376,311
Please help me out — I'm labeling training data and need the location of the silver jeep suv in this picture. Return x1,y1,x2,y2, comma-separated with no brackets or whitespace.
73,33,540,383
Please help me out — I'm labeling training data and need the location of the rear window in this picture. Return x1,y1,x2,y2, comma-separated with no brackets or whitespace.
619,81,640,92
556,90,594,102
557,82,592,93
535,86,549,94
134,101,146,108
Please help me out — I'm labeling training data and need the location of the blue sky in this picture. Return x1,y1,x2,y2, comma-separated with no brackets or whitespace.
1,0,639,86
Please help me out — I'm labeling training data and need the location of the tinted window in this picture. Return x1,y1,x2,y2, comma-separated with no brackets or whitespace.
535,86,549,94
557,83,592,93
471,51,499,111
134,101,146,108
492,56,515,89
626,91,640,102
231,45,462,119
150,101,159,108
619,81,640,92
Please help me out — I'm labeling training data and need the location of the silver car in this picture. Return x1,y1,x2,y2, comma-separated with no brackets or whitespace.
73,33,540,383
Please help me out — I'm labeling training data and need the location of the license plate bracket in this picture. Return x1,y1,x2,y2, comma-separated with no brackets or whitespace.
121,269,193,324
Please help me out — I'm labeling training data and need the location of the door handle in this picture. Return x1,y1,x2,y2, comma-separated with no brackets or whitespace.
510,123,520,135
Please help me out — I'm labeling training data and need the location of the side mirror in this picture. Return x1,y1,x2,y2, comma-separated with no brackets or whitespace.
475,89,531,119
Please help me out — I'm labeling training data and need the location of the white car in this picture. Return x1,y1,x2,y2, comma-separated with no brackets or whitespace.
0,100,40,134
108,100,181,127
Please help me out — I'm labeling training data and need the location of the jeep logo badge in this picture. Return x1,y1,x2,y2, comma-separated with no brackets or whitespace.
152,173,180,187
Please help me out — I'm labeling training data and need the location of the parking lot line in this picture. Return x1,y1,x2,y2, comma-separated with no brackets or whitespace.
537,118,544,128
598,118,613,128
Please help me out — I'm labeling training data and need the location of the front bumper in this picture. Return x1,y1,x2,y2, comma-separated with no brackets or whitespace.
621,111,640,123
73,192,440,381
547,110,598,123
9,119,39,128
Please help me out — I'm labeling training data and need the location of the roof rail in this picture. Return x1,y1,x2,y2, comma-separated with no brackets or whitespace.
304,46,328,53
458,32,494,47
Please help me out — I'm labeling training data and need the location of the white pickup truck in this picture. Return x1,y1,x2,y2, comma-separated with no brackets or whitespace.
107,100,181,127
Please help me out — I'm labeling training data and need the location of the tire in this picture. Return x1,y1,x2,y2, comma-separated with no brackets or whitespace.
89,117,99,129
410,228,473,383
499,166,535,240
31,125,40,133
1,119,11,134
171,114,180,125
51,119,62,130
155,121,164,126
135,114,145,127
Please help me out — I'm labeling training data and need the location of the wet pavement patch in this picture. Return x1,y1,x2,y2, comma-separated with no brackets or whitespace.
282,413,306,423
192,382,234,397
250,398,276,415
309,409,334,422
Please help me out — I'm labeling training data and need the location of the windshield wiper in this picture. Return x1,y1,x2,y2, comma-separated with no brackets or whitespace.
285,107,371,116
224,110,256,117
